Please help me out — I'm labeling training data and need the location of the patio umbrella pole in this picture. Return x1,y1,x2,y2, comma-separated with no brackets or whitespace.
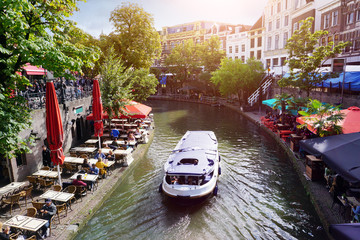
57,164,62,186
98,136,101,149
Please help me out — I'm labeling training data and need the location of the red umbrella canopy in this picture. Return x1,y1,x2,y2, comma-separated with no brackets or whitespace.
297,106,360,134
86,100,152,120
92,80,103,137
46,81,65,165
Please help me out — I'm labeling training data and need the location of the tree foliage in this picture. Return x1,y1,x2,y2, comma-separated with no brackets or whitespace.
211,57,264,103
109,2,161,69
0,0,98,159
198,36,225,73
298,99,344,137
100,47,132,120
279,17,349,97
129,69,158,102
164,39,200,86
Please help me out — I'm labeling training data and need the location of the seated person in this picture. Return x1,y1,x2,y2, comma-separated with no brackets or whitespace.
40,199,57,238
82,158,91,171
0,223,10,240
95,158,108,178
94,149,106,159
72,174,87,188
127,132,135,141
134,127,141,136
106,150,115,162
89,164,99,175
109,138,119,150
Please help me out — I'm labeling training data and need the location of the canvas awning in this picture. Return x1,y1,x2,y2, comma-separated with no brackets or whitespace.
299,132,360,183
23,63,46,76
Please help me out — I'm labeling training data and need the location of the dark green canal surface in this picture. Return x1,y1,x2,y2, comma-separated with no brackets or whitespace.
74,100,327,240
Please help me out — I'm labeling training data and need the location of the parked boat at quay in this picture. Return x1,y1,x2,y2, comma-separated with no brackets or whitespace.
160,130,220,200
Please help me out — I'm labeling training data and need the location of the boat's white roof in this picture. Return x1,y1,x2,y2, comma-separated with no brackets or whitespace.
165,131,218,175
173,131,218,152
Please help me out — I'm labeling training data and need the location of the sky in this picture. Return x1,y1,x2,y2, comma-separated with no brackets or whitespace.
69,0,268,38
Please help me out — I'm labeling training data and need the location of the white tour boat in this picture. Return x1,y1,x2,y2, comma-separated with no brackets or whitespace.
160,131,221,199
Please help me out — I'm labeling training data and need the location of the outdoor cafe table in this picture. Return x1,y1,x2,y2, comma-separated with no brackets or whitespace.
39,190,74,203
0,182,27,199
4,215,48,233
64,156,84,165
113,148,133,159
70,172,98,182
123,123,138,129
111,119,127,123
84,139,99,146
70,147,97,155
32,170,59,179
103,140,126,146
88,159,115,168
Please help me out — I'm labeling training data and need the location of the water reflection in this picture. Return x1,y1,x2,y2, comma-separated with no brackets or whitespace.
75,100,326,240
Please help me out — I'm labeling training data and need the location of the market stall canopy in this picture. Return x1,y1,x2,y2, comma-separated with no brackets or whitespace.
299,132,360,184
297,106,360,134
329,223,360,240
262,98,298,115
23,63,46,75
86,101,152,120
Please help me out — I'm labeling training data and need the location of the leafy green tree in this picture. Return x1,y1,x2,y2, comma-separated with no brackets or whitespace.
273,93,292,116
198,36,225,72
298,99,344,137
279,17,349,97
109,2,161,69
165,39,200,88
100,47,132,121
211,57,263,104
0,0,98,159
129,68,158,102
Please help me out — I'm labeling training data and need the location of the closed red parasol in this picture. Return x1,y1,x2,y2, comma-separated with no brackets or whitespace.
46,80,64,185
92,80,103,138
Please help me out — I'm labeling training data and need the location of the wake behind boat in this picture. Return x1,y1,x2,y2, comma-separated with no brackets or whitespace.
160,131,221,199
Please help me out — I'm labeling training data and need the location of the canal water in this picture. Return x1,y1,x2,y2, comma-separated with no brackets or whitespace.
74,100,327,240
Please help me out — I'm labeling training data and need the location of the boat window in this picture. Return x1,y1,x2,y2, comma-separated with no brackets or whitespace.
178,158,199,165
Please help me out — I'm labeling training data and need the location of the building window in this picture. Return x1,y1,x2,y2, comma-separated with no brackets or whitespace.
284,15,289,26
334,34,339,42
276,19,280,29
16,152,27,167
268,21,272,31
283,32,288,47
251,38,255,48
235,56,239,59
273,58,279,66
293,22,298,32
277,2,281,13
266,59,271,68
328,36,333,43
241,44,245,52
356,10,360,22
267,36,272,50
258,30,262,34
321,38,326,45
332,11,338,26
241,56,245,62
271,5,273,15
284,0,288,9
229,46,232,53
275,35,279,49
257,50,261,60
281,57,286,66
258,37,262,47
355,39,360,51
324,14,330,28
235,45,239,53
250,51,255,58
347,12,354,24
